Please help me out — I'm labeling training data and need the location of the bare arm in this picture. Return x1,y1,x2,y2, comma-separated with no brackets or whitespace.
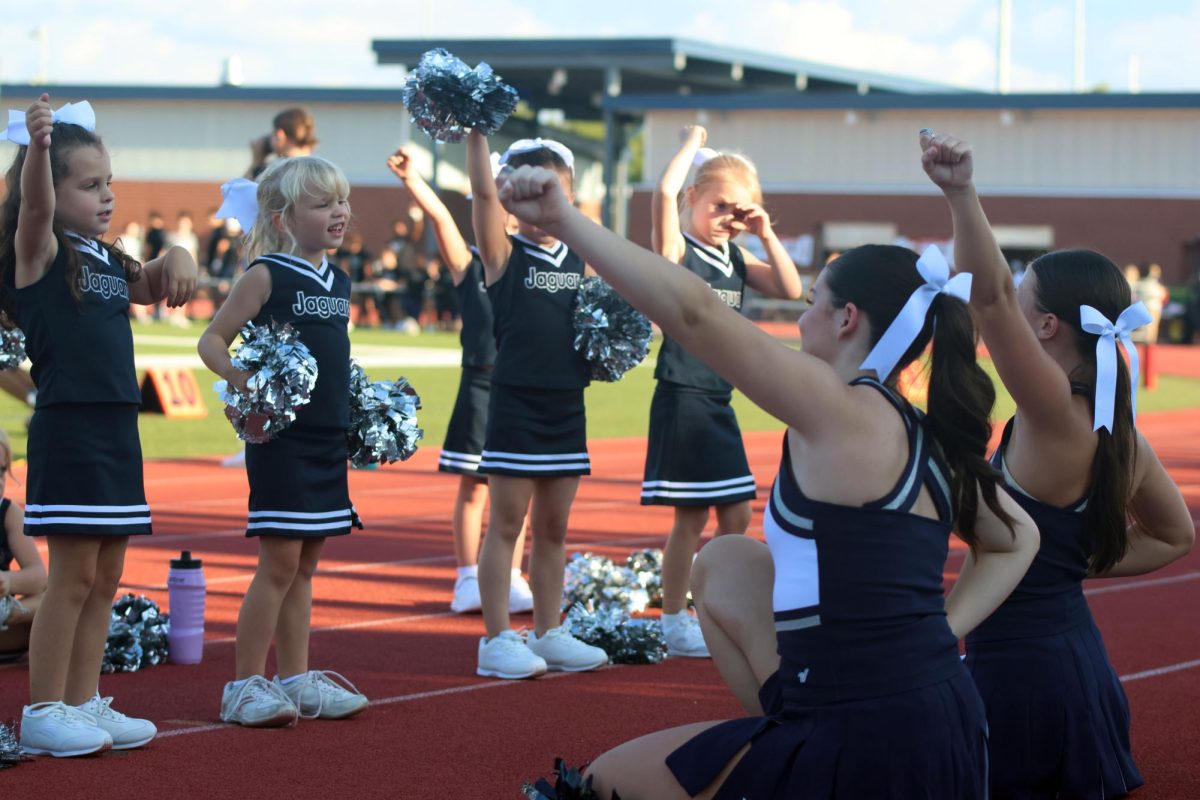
944,487,1040,639
197,265,271,389
386,148,473,283
467,130,511,284
737,208,803,300
498,165,859,439
2,502,46,596
129,245,198,307
14,94,58,289
925,132,1075,429
651,125,706,263
1093,432,1195,578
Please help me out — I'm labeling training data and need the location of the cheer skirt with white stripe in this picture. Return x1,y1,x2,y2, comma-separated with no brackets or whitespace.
245,424,359,538
24,403,152,536
478,383,590,477
642,381,756,506
438,366,492,475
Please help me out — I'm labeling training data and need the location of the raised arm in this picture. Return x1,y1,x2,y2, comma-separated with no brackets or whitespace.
652,125,706,263
924,131,1075,429
945,487,1040,638
386,148,473,284
498,165,855,439
467,130,512,284
737,206,803,300
14,94,58,289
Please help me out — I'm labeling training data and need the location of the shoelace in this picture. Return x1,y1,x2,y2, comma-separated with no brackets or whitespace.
292,670,362,719
236,677,294,719
84,696,126,722
41,702,99,728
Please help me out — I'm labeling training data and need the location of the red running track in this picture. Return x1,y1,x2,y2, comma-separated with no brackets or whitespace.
1,416,1198,799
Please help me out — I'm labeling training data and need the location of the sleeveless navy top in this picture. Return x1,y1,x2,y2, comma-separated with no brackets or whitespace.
967,415,1092,643
487,234,590,390
654,233,748,393
9,233,140,407
457,251,496,369
250,253,351,428
0,498,12,571
764,378,961,706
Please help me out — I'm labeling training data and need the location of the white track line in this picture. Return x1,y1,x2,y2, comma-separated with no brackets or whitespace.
1119,658,1200,683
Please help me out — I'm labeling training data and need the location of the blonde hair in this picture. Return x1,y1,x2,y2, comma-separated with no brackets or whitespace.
681,153,762,214
244,156,351,261
0,427,10,471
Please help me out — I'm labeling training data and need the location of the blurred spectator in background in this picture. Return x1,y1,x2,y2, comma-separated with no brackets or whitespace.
1137,264,1169,343
338,232,380,327
145,211,167,262
427,258,458,330
245,107,318,179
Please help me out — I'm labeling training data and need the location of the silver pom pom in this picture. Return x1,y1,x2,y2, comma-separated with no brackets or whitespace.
565,603,666,665
401,48,520,143
346,359,424,467
0,720,26,769
215,321,318,444
562,552,650,614
0,327,26,371
572,277,652,382
102,594,170,673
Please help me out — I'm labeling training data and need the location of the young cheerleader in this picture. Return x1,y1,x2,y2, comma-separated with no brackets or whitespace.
495,163,1040,798
3,94,197,756
467,132,608,679
646,124,803,657
385,148,532,615
924,130,1195,798
0,427,46,659
199,155,368,727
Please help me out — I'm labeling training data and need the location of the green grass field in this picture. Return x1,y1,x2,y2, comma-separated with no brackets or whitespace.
2,321,1197,461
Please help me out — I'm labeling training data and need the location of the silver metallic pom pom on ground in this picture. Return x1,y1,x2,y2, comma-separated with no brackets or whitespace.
0,720,26,769
0,327,26,371
346,359,424,467
572,277,653,382
102,594,170,673
401,48,520,143
565,603,666,665
215,321,319,444
562,552,650,614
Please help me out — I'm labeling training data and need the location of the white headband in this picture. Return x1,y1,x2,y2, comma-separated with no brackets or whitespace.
1079,302,1151,432
860,245,972,380
498,138,574,172
216,178,260,233
2,100,96,146
692,147,756,174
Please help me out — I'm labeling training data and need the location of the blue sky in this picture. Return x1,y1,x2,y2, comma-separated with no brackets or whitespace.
2,0,1198,92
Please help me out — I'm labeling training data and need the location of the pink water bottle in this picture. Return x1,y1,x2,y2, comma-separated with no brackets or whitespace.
167,550,205,664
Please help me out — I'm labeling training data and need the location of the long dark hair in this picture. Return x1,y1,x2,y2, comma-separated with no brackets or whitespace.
0,122,141,322
825,245,1014,545
1030,249,1135,573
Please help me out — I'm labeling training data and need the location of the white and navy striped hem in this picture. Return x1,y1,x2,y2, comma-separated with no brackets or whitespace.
246,507,355,533
640,475,756,501
25,503,152,531
438,450,482,472
478,449,590,474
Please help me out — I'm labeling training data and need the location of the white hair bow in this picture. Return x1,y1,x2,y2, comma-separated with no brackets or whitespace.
498,138,574,172
860,245,972,381
692,147,720,167
216,178,260,233
3,100,96,145
1079,302,1152,432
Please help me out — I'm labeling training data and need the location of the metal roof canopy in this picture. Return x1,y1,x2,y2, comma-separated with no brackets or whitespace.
603,90,1200,112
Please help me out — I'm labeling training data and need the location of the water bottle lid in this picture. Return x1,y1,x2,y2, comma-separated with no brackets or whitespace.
170,550,203,569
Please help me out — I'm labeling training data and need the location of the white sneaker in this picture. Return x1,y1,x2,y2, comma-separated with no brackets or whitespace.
527,626,609,672
663,611,710,658
450,574,482,613
220,448,246,468
76,695,156,749
476,630,547,679
20,701,112,757
509,571,534,614
219,675,298,727
275,670,368,720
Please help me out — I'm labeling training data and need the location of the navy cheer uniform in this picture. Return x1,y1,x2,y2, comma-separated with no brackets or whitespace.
10,233,151,536
438,253,496,475
0,499,12,570
966,414,1142,798
667,378,987,799
478,234,590,477
642,233,756,506
243,253,357,538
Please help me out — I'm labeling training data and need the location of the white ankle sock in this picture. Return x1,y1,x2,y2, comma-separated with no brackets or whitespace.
457,565,478,578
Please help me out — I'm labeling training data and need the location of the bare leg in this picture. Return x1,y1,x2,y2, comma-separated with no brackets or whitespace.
0,369,35,405
661,506,709,615
528,476,580,636
452,475,488,567
587,721,749,800
713,499,751,537
64,537,128,704
692,536,779,714
234,538,303,679
27,537,101,703
479,475,534,637
274,538,325,678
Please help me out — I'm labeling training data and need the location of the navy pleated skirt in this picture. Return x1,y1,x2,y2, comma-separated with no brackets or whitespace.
245,424,357,538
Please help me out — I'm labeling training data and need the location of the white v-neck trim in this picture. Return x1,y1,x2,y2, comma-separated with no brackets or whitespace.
512,233,568,268
683,232,733,277
66,231,110,265
260,252,334,291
